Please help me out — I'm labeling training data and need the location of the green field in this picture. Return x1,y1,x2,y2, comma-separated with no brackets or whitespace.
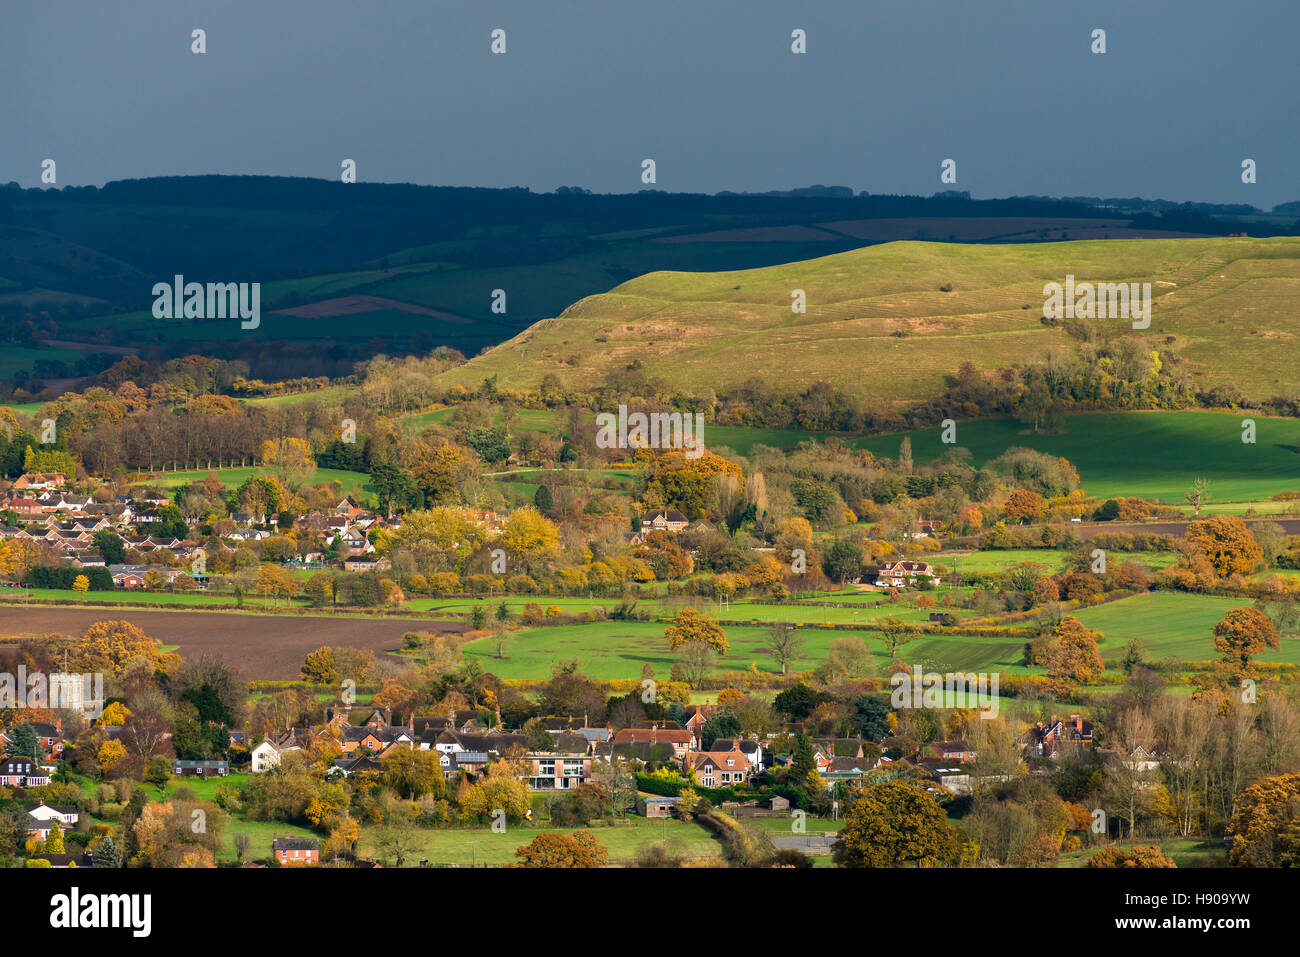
858,410,1300,504
0,587,298,609
435,236,1300,404
1071,592,1296,664
460,617,1009,680
357,819,721,866
932,549,1178,575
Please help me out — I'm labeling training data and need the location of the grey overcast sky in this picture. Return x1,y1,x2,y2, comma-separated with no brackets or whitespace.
4,0,1297,205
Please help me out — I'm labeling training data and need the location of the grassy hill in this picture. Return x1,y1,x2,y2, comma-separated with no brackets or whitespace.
434,236,1300,404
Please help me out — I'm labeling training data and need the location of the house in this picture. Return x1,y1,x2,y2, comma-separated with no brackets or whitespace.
342,556,391,573
340,725,415,755
685,749,752,787
640,509,689,533
442,751,491,777
0,755,50,787
109,564,189,588
871,560,941,589
273,833,320,865
709,737,765,773
26,803,80,840
29,721,64,758
425,728,527,756
172,759,230,777
251,740,295,773
13,472,66,491
1025,714,1094,757
524,753,592,790
612,726,695,759
928,740,976,761
682,704,714,739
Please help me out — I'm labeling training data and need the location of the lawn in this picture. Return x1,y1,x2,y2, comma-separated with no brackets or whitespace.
357,819,721,866
131,465,371,497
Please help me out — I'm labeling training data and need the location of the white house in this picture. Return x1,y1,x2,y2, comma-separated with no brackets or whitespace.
251,740,297,773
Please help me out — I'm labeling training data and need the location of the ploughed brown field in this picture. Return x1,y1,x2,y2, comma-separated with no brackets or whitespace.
0,608,464,680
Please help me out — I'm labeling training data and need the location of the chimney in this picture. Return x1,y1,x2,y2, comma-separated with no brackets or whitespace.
1073,714,1083,732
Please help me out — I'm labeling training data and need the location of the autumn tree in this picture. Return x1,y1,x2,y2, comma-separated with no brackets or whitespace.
664,608,729,655
1212,606,1280,686
259,436,316,485
1004,489,1045,524
497,506,559,572
75,620,173,678
833,781,958,868
514,831,608,868
381,747,447,800
1044,615,1105,696
1184,516,1264,578
300,646,340,684
1227,770,1300,866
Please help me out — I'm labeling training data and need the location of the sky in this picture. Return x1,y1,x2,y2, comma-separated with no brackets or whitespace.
4,0,1298,206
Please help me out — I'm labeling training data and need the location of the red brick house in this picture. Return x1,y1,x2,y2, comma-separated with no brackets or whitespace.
273,833,320,865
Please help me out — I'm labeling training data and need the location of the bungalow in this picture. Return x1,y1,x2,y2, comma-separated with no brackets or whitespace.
917,757,972,794
341,556,390,573
173,759,230,777
26,803,80,840
637,796,679,818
